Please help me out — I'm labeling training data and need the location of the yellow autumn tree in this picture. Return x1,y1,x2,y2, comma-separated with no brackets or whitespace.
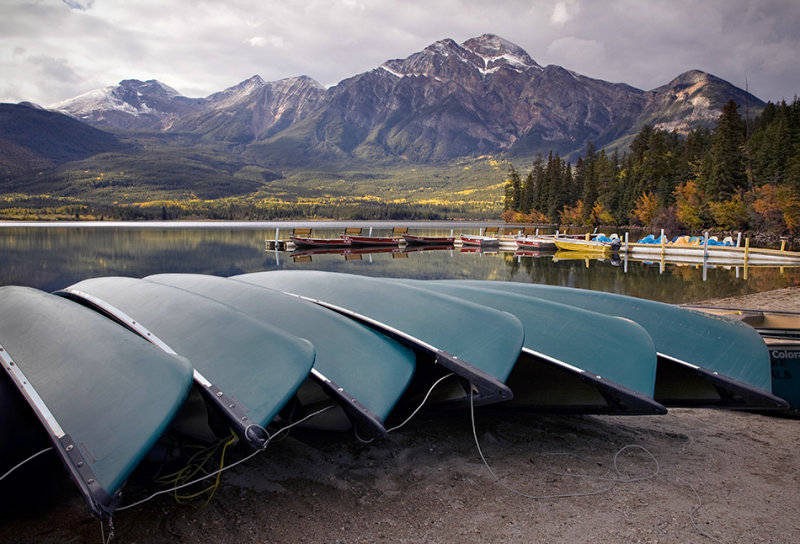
754,184,800,232
708,193,749,230
631,192,659,226
673,180,707,231
589,202,615,225
559,200,585,225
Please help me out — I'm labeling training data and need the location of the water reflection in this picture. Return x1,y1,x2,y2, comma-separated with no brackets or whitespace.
1,223,798,304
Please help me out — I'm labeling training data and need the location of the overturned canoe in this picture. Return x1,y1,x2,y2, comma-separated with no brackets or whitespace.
0,286,193,519
58,277,316,447
397,280,664,415
449,281,786,409
145,273,416,434
232,270,524,405
683,305,800,411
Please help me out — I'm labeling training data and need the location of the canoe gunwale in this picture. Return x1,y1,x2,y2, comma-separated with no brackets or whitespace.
310,368,387,437
0,343,118,519
278,291,513,405
518,347,667,415
656,353,789,409
56,288,268,448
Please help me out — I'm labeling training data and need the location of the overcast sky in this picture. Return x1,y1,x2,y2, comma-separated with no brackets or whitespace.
2,0,798,107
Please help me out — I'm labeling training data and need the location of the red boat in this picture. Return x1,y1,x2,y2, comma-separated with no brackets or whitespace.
514,236,556,250
402,234,455,246
345,235,404,247
289,236,352,249
459,234,500,247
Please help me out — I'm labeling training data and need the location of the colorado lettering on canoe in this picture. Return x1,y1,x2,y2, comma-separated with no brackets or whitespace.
771,349,800,360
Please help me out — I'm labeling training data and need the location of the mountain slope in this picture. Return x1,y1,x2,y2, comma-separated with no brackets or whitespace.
0,103,131,181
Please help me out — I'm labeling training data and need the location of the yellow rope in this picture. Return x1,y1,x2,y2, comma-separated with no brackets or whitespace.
154,430,239,507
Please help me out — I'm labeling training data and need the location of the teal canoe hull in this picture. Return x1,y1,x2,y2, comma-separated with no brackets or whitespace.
764,339,800,410
449,281,787,409
145,273,416,434
59,277,316,445
0,286,193,518
233,271,524,405
397,279,664,415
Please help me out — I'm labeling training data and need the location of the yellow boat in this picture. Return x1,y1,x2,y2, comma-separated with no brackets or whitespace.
553,237,614,254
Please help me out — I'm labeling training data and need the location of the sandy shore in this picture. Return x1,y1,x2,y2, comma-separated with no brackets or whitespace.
2,289,799,544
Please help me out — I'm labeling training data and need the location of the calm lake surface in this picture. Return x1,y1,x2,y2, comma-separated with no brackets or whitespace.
2,220,799,304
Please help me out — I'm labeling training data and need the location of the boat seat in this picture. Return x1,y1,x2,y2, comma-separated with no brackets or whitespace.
391,226,409,235
343,227,362,235
291,228,313,236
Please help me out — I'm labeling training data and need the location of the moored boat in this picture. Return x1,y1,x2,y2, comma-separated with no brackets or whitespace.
553,234,620,254
345,235,404,247
402,234,456,245
290,235,352,249
459,234,500,247
625,235,800,264
514,236,556,250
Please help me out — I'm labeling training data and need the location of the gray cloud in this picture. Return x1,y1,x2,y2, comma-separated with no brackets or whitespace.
1,0,797,106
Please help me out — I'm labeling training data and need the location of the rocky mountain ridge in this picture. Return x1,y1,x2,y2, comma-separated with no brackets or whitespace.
46,33,764,162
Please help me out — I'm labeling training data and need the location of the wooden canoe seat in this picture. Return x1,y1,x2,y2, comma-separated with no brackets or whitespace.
522,226,537,235
343,227,362,235
483,226,499,235
391,226,409,235
291,228,313,237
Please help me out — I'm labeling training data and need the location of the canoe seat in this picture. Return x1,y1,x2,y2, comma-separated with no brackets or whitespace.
391,227,409,235
291,228,313,236
483,226,499,235
522,226,537,235
343,227,362,235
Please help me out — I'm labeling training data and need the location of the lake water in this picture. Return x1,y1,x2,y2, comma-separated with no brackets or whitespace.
2,221,799,304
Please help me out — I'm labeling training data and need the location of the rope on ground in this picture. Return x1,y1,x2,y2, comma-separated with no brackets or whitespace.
676,477,729,544
117,404,333,513
469,387,660,500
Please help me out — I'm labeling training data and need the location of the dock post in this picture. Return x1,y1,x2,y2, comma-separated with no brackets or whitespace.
736,232,742,247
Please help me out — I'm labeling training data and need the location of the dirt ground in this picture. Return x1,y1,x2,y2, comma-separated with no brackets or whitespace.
2,289,799,544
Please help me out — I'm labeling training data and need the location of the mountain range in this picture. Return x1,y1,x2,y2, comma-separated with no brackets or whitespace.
1,34,765,206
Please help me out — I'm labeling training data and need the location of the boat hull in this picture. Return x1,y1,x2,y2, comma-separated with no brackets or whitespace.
398,280,664,415
554,238,614,254
0,286,193,518
448,280,787,410
345,235,403,247
402,234,455,245
290,236,351,249
233,270,524,405
145,273,417,434
459,234,500,247
59,277,316,446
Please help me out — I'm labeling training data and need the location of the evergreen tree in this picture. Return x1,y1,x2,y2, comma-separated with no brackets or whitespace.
704,100,748,199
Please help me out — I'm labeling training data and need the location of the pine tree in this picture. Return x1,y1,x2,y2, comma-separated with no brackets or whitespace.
704,100,748,199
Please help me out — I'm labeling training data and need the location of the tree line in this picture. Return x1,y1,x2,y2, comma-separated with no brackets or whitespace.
503,97,800,235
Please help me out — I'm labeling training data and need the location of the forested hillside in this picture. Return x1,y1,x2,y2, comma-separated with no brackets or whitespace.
504,98,800,235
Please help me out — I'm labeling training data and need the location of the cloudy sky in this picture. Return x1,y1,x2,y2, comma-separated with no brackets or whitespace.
2,0,798,106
